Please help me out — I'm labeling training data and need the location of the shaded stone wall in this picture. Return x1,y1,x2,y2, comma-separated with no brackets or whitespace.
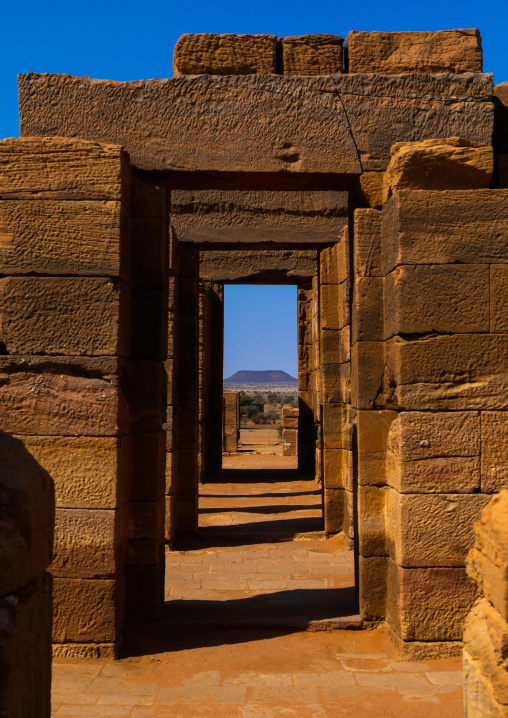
355,186,508,657
0,137,168,656
0,434,54,717
282,407,298,456
223,392,240,454
464,491,508,716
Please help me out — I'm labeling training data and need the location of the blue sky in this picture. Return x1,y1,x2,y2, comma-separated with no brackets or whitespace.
1,0,506,377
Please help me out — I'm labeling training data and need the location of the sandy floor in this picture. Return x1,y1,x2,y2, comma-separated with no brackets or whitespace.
51,442,464,717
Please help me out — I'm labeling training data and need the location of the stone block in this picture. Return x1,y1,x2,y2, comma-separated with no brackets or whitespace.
0,136,130,202
354,209,383,278
323,448,352,490
130,217,168,290
126,498,165,566
0,277,127,356
283,417,298,429
281,34,343,75
321,363,349,404
18,435,119,509
324,488,345,534
387,560,477,642
322,403,347,450
387,410,480,460
382,190,508,272
481,413,508,492
491,265,508,333
359,556,387,622
386,491,490,567
352,276,384,342
52,576,124,643
19,73,361,174
173,33,277,75
0,434,54,595
494,82,508,155
321,327,350,365
0,356,165,436
464,598,508,708
382,137,493,202
123,432,166,502
388,455,480,495
319,243,339,285
0,574,52,718
125,559,164,623
320,282,349,330
0,200,128,277
199,249,317,283
384,264,489,337
468,491,508,620
351,341,385,410
338,73,493,171
52,508,124,579
346,29,483,74
172,190,349,244
385,335,508,411
130,172,167,219
357,172,384,209
358,485,387,557
357,409,397,486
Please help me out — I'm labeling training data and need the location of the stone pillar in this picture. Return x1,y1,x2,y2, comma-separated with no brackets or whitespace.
353,188,508,657
173,244,200,534
207,283,225,473
319,228,352,536
297,283,315,473
223,392,240,453
282,407,299,456
0,435,54,717
198,281,213,484
0,138,167,656
464,491,508,717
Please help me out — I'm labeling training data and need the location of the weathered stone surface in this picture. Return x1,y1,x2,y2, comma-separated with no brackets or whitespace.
358,485,387,556
0,277,126,356
52,508,122,579
464,599,508,710
481,414,508,493
336,72,493,170
321,327,350,365
199,249,317,283
324,487,346,534
382,137,493,201
386,491,490,567
383,137,494,203
357,171,384,208
0,356,164,436
354,209,383,278
19,73,361,174
172,190,349,244
384,264,489,336
173,33,277,75
352,276,384,342
0,136,130,201
126,498,164,566
468,491,508,619
0,200,128,277
323,448,352,490
382,190,508,272
0,434,54,595
494,82,508,155
0,574,52,718
53,577,123,643
386,411,480,494
320,281,350,331
384,335,508,411
281,34,343,75
346,29,483,74
357,409,397,487
351,341,385,410
491,266,508,333
387,561,477,642
359,556,387,622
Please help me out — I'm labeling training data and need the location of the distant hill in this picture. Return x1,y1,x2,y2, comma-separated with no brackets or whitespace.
224,370,297,384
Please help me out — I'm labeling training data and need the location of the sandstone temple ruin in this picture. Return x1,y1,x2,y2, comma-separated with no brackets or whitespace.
1,28,508,717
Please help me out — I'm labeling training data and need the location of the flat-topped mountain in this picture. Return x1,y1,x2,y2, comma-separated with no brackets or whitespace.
224,370,297,384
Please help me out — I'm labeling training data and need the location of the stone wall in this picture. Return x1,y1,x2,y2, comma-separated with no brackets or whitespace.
0,137,168,656
464,491,508,716
354,180,508,656
282,407,299,456
223,393,240,454
0,434,54,717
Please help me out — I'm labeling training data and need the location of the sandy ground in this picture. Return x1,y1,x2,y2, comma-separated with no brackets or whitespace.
51,436,464,717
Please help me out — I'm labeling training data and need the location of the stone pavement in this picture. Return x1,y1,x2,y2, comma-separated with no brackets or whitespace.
51,457,464,716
